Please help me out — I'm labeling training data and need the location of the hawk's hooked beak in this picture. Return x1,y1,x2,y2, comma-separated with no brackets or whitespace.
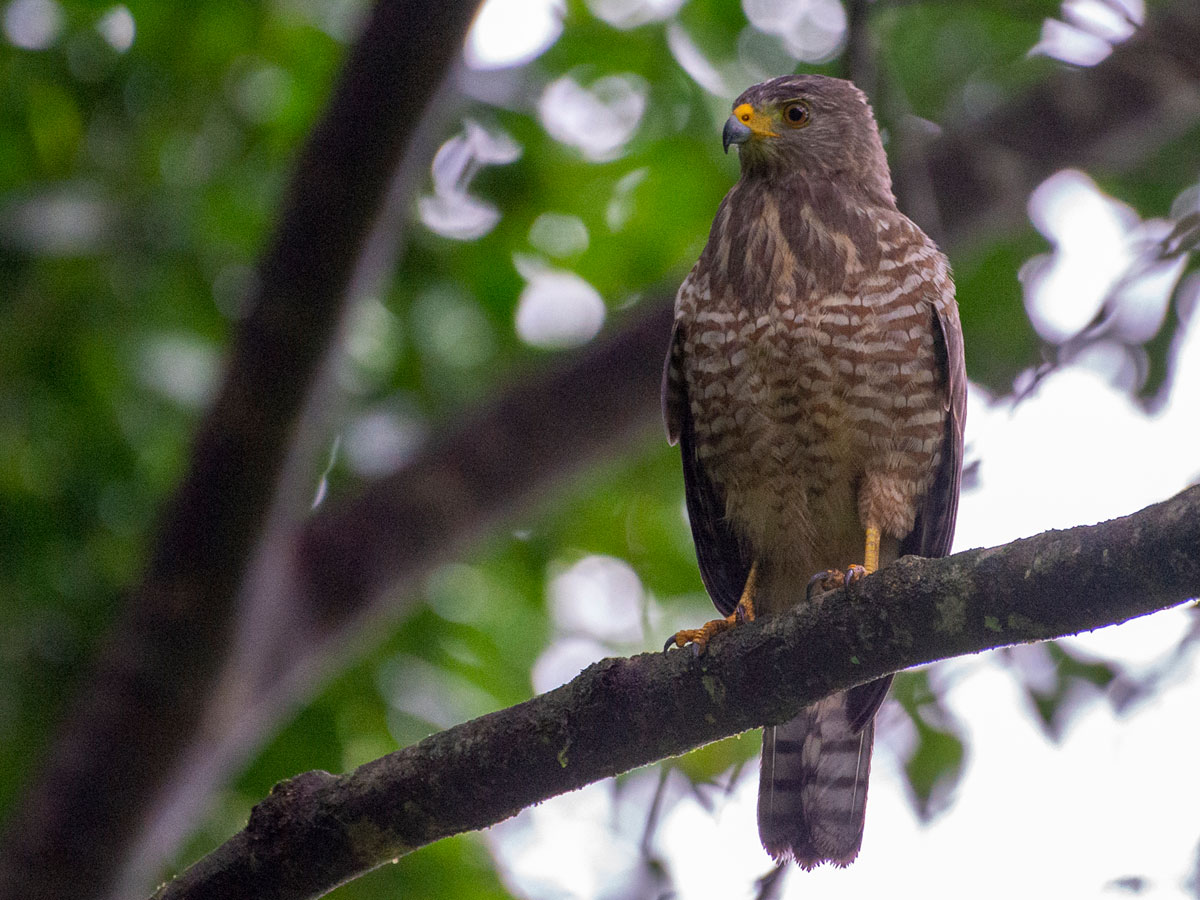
723,102,777,153
722,116,752,153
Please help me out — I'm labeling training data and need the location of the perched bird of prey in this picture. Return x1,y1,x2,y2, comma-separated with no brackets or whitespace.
663,74,966,868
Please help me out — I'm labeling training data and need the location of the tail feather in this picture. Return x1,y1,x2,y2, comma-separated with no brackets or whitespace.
757,691,877,868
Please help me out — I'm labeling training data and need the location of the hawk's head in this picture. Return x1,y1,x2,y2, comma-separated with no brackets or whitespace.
723,75,892,199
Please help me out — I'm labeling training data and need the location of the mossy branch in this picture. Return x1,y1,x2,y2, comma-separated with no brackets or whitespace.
154,484,1200,900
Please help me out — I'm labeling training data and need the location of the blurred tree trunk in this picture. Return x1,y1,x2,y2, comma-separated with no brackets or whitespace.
0,2,483,898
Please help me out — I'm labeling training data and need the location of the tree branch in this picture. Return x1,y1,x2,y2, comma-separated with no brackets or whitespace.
155,484,1200,900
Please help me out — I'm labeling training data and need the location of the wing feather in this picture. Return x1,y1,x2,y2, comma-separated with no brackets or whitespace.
901,294,966,561
663,322,752,617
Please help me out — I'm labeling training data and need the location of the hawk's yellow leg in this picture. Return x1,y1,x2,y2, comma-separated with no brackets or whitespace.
664,562,758,653
863,525,880,574
806,526,881,599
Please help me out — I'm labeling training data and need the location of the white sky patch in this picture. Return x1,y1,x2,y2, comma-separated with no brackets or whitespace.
1061,0,1143,41
466,0,563,69
96,5,134,52
530,635,611,694
586,0,685,29
418,191,501,241
742,0,847,64
419,120,520,240
955,370,1184,551
3,0,62,49
538,73,647,162
529,212,589,258
666,21,734,97
342,408,425,477
1030,16,1114,65
658,770,777,896
549,555,645,644
1023,170,1132,341
957,208,1200,544
489,775,664,898
1021,169,1182,348
495,634,1200,900
1030,0,1142,66
513,256,606,348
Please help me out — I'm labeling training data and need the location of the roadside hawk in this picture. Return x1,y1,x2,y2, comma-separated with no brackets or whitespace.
663,75,966,868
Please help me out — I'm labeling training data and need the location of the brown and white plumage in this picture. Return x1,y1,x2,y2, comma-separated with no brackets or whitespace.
664,75,966,868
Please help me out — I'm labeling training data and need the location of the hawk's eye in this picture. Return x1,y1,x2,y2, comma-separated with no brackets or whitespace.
782,101,810,127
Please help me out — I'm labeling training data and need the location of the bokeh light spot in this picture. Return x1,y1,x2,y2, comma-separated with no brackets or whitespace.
529,212,589,258
1030,0,1142,66
466,0,563,70
419,121,520,240
96,5,134,52
586,0,684,29
343,408,425,477
514,257,606,349
538,74,647,162
139,334,218,410
742,0,847,64
666,21,732,97
3,0,62,49
549,555,645,643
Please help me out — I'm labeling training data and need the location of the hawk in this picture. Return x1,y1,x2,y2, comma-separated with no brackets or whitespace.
663,75,966,868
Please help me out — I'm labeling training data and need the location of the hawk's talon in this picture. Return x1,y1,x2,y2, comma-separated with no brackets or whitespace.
666,579,756,654
663,613,735,655
807,563,870,598
807,568,845,600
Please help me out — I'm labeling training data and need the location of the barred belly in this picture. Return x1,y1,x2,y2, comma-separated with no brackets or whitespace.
683,282,945,605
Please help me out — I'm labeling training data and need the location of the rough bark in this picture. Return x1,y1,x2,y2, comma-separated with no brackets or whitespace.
155,483,1200,900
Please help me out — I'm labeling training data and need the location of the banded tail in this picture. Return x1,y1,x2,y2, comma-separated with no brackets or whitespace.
757,677,889,868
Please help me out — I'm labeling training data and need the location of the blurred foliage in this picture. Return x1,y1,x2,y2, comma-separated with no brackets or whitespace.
890,671,966,821
1,0,1197,897
1004,643,1119,741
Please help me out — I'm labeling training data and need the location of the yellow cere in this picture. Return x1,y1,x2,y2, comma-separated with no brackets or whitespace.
732,103,778,138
